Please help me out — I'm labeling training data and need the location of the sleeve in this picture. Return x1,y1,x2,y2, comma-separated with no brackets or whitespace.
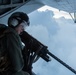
7,33,24,72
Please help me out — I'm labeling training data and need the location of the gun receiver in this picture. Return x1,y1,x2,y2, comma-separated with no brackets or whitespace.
20,31,76,74
20,31,51,62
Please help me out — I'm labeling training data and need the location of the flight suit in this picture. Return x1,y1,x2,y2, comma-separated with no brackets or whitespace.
4,27,30,75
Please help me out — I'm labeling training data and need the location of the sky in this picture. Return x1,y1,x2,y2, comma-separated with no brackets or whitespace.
26,6,76,75
0,4,76,75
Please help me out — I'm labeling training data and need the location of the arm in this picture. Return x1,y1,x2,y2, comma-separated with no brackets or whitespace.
7,32,24,72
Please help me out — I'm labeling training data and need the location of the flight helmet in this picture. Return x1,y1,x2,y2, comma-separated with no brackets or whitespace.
8,12,30,28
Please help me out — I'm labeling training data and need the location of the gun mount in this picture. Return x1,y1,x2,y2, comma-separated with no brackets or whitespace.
20,31,76,74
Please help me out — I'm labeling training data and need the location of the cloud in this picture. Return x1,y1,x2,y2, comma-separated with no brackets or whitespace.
29,10,60,35
27,9,76,75
26,25,49,45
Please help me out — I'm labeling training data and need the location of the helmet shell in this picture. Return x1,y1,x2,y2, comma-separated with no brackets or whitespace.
8,12,29,28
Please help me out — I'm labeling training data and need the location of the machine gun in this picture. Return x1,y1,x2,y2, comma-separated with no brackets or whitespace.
20,31,76,74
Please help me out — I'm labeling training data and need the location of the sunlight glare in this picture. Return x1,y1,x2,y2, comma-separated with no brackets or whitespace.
38,5,72,19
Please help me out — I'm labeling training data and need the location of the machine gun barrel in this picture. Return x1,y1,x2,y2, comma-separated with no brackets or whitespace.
47,51,76,74
20,31,76,74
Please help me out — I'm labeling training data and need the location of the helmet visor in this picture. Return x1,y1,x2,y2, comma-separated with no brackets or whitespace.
20,21,29,29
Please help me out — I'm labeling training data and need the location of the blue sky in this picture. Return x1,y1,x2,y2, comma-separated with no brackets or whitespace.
26,6,76,75
0,5,76,75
